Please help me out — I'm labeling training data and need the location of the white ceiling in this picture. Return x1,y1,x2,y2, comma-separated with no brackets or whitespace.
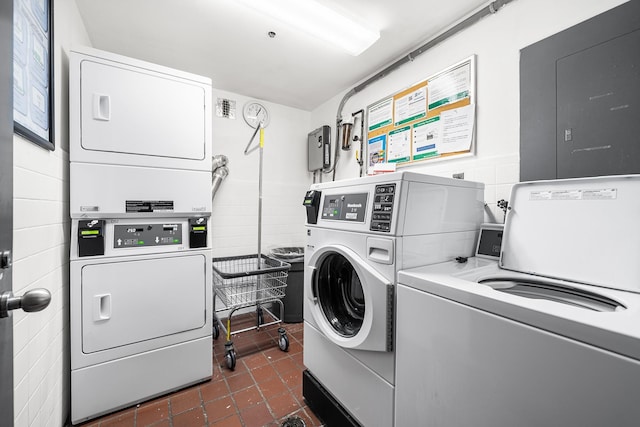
74,0,490,111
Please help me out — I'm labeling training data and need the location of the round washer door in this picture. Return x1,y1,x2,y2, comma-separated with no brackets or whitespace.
316,251,365,338
306,244,393,351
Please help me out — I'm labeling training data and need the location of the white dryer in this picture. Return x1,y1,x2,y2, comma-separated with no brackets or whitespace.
69,46,213,218
396,175,640,427
302,171,485,427
70,218,213,424
68,47,214,424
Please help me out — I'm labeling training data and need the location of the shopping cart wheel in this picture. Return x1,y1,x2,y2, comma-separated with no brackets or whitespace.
225,349,237,370
278,327,289,352
224,341,236,370
212,323,220,340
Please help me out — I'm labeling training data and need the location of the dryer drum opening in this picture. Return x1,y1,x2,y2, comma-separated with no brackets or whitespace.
479,278,625,312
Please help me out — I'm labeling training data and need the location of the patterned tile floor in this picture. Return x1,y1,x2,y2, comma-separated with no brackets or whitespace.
78,313,323,426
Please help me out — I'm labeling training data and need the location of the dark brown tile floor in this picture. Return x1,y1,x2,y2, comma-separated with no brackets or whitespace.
79,313,323,427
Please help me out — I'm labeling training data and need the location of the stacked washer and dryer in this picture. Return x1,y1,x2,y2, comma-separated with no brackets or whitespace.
69,47,214,424
302,171,485,426
396,175,640,427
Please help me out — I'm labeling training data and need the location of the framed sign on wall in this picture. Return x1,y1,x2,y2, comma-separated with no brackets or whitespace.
13,0,54,151
366,56,476,172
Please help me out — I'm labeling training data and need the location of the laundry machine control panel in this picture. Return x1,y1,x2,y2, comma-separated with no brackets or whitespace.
320,193,368,222
370,184,396,232
113,223,183,248
72,217,210,259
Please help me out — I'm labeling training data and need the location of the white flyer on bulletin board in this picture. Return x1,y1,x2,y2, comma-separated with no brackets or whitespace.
439,104,475,154
368,98,393,131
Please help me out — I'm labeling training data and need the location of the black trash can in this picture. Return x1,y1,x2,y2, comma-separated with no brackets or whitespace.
271,247,304,323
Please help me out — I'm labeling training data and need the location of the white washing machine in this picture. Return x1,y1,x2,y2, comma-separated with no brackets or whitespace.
396,175,640,427
302,171,485,427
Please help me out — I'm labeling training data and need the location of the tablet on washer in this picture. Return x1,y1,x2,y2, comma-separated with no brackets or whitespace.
475,223,504,259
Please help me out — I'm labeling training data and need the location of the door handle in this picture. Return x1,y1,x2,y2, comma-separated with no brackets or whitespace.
93,93,111,121
94,294,111,321
0,288,51,318
310,267,318,301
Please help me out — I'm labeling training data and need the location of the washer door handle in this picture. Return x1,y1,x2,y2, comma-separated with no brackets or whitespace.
310,266,318,301
367,237,394,265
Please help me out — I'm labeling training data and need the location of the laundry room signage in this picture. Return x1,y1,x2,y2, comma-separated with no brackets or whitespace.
13,0,54,150
366,56,475,170
529,188,618,201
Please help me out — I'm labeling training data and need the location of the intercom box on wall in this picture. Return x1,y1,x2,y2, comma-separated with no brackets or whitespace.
308,125,331,172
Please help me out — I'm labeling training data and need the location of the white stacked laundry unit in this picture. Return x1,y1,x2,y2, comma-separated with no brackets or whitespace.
69,47,213,424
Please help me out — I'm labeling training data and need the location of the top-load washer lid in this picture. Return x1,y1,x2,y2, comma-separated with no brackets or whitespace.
499,174,640,294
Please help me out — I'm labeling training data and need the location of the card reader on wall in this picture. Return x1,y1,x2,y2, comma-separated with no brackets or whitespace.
308,125,331,171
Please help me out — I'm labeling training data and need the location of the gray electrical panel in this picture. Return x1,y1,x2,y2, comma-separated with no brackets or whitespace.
556,29,640,179
308,125,331,172
520,1,640,181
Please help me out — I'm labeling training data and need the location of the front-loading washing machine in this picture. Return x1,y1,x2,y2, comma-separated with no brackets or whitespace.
396,175,640,427
302,171,485,426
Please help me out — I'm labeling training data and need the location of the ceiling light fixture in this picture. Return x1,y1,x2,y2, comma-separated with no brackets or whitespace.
235,0,380,56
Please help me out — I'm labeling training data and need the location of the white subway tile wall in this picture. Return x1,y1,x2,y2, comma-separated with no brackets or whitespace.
13,138,69,427
408,154,519,224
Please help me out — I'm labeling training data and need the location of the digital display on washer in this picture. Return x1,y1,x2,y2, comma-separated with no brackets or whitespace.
321,193,368,222
476,225,503,259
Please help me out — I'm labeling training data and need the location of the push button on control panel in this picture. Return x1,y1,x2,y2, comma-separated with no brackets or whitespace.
370,184,395,233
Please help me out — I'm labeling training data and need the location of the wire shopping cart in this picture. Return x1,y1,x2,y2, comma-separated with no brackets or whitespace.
212,254,291,370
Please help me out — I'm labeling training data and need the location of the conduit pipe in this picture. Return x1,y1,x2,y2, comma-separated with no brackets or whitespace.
212,166,229,199
330,0,516,180
212,154,228,170
212,154,229,199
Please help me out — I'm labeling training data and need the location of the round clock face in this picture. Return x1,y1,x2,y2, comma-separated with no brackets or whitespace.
243,102,270,128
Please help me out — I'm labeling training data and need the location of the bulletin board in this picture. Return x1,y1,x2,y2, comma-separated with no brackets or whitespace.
366,56,475,170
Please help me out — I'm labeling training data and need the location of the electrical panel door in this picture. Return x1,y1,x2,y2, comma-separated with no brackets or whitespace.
556,29,640,178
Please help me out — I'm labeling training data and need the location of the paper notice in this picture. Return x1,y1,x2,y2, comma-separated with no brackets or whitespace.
439,104,474,154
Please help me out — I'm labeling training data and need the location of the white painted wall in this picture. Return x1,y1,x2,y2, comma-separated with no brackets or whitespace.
210,90,311,258
12,0,90,426
310,0,629,222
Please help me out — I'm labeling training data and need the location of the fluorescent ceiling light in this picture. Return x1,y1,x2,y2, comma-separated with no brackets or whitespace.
235,0,380,56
